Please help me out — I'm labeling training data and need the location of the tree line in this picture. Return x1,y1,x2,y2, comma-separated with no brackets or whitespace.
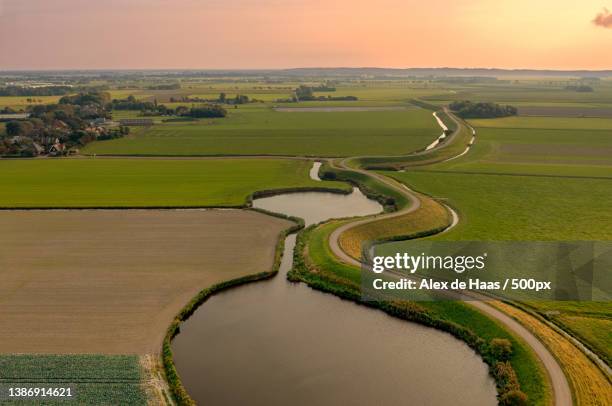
111,95,227,118
0,85,74,97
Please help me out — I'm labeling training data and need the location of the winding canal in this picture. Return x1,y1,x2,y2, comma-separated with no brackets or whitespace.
171,162,497,406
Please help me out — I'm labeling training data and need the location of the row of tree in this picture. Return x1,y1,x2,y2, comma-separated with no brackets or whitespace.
111,95,227,118
449,101,518,118
0,85,74,97
564,85,594,92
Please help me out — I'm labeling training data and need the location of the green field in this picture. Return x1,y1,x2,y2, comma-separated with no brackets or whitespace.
385,171,612,241
83,105,439,157
468,116,612,130
412,117,612,178
0,354,146,405
0,158,347,207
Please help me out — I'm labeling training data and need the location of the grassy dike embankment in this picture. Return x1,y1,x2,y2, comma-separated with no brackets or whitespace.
290,162,551,405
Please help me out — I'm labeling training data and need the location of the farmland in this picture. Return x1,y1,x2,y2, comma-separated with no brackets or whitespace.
0,355,146,405
82,105,440,157
1,73,611,405
0,209,293,354
0,158,348,207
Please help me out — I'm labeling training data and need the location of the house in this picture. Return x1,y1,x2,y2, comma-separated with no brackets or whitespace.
49,139,66,156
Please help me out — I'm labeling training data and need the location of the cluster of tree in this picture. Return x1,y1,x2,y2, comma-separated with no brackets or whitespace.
111,95,159,111
218,93,252,105
0,92,128,157
292,85,357,102
449,101,517,119
186,105,227,118
0,85,73,96
564,85,593,92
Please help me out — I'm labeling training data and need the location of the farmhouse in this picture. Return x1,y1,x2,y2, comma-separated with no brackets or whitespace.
119,118,154,126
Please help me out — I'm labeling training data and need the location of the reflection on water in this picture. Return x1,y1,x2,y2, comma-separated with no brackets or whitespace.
171,169,497,406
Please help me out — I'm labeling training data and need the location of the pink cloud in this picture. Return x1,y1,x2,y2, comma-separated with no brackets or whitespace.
593,8,612,28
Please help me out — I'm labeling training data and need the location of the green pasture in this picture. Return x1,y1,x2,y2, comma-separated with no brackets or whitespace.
84,106,440,157
418,125,612,178
381,170,612,363
385,171,612,241
0,158,347,207
424,82,612,104
468,116,612,130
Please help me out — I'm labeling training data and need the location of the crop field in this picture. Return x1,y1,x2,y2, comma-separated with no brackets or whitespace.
0,355,146,405
83,105,439,156
0,158,347,207
0,209,293,354
0,95,63,110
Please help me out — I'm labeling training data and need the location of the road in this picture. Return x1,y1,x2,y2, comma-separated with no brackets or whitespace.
326,110,573,406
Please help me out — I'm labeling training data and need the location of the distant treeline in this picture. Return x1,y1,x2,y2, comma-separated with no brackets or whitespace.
0,85,74,97
564,85,594,92
449,101,517,119
170,93,260,105
145,83,181,90
111,95,227,118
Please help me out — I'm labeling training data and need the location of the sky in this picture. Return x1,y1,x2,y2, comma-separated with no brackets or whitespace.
0,0,611,70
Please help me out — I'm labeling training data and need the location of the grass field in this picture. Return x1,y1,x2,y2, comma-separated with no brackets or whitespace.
468,116,612,130
384,171,612,241
83,105,439,157
0,354,146,405
414,123,612,178
0,158,347,207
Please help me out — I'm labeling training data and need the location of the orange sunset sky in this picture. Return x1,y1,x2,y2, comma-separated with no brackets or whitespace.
0,0,611,70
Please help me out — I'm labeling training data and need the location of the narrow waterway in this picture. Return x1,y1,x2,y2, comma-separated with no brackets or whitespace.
171,162,497,406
